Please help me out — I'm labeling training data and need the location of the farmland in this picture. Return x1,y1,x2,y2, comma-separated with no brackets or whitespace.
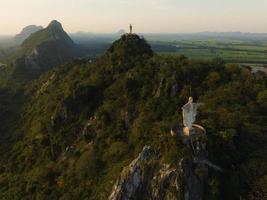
151,39,267,64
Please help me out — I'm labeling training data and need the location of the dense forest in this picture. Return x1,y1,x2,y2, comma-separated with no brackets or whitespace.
0,34,266,199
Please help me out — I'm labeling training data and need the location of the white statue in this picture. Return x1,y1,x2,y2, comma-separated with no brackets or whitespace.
182,97,198,130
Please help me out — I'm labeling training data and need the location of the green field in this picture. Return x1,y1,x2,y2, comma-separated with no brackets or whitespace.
155,39,267,63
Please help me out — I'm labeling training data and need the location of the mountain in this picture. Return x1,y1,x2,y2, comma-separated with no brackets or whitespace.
14,25,43,45
13,20,77,79
0,33,266,200
104,33,153,70
20,20,74,54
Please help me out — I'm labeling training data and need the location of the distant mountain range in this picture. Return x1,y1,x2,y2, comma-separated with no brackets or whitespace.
14,25,43,45
1,29,267,47
67,31,267,46
139,32,267,42
70,29,126,37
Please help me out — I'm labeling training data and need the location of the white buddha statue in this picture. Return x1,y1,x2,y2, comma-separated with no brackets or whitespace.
182,97,198,130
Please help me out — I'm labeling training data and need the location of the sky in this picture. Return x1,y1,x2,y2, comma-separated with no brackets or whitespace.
0,0,267,35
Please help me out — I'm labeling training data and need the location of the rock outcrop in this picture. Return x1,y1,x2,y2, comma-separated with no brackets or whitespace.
109,146,152,200
155,78,165,97
109,132,218,200
180,158,207,200
109,146,181,200
151,164,180,200
155,74,179,98
37,72,56,95
179,134,216,200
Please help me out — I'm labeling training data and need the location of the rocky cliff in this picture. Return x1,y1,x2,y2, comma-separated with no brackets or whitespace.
109,146,181,200
109,132,218,200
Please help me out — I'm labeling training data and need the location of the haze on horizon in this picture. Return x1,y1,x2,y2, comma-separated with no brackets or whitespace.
0,0,267,35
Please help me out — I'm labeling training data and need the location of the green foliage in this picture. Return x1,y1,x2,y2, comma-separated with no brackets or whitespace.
0,34,266,199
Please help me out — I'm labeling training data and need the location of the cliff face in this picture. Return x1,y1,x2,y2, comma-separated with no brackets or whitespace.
109,135,213,200
109,146,181,200
180,137,209,200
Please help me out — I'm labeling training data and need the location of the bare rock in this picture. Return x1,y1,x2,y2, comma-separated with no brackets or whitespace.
170,75,179,97
155,78,165,97
109,146,182,200
109,146,152,200
151,164,180,200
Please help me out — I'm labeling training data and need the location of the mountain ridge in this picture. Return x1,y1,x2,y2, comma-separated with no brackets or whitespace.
14,25,43,44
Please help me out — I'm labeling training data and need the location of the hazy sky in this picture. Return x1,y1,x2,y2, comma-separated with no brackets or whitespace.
0,0,267,35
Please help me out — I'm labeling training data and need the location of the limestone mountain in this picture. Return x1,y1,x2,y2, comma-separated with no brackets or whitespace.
0,33,266,200
14,25,43,45
13,20,77,79
103,33,153,72
106,33,153,60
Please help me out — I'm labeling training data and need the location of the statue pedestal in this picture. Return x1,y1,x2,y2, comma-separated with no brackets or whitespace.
182,124,206,137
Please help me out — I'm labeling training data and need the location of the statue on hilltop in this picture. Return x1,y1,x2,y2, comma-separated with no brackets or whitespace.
129,24,133,34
